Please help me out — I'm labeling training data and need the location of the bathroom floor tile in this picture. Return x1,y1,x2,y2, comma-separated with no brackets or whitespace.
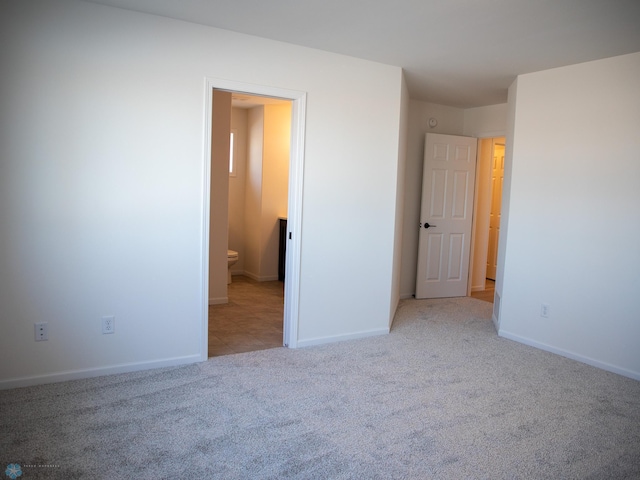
208,276,284,357
470,278,495,303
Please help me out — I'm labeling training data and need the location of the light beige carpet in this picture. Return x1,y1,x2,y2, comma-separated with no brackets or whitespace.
1,297,639,479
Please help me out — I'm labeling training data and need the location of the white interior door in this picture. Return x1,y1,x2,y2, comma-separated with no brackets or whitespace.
415,133,477,299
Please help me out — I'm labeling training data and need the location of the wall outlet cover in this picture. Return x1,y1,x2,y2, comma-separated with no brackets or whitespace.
35,322,48,341
102,316,115,334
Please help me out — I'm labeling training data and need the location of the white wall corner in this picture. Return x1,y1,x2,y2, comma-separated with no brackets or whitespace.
296,327,390,349
498,329,640,382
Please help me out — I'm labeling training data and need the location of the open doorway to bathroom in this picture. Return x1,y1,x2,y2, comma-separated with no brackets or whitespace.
209,92,292,356
202,78,306,359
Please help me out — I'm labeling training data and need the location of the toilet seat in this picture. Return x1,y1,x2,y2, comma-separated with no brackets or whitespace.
227,250,239,284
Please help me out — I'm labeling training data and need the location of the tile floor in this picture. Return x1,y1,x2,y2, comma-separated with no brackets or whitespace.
470,278,495,303
208,275,284,357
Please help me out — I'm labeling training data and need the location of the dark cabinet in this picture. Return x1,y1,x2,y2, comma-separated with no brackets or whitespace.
278,218,287,281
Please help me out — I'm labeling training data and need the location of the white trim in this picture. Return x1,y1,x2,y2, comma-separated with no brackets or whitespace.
202,77,306,354
0,355,201,391
467,137,480,297
209,297,228,305
498,329,640,381
475,130,507,139
296,327,389,348
492,291,501,331
243,271,279,282
201,80,214,362
492,314,500,332
284,92,306,349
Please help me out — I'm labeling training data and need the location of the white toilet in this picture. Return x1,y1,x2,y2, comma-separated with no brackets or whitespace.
227,249,239,284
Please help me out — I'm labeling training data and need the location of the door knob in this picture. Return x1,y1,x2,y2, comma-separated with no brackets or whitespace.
423,222,436,229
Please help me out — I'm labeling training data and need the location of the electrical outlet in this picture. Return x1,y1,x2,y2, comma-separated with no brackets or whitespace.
540,304,550,318
35,322,48,341
102,316,115,334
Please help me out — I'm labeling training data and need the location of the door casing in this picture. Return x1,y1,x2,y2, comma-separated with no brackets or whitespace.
202,78,307,358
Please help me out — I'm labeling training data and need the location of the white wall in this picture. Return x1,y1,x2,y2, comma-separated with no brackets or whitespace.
295,66,405,345
497,52,640,380
389,74,410,324
493,81,519,332
399,101,465,298
0,0,405,386
463,104,508,138
465,104,508,295
400,100,508,298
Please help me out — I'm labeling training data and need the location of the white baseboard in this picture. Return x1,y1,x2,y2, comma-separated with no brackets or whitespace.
296,327,389,348
498,329,640,381
209,296,228,305
471,285,486,292
0,354,202,390
400,292,414,300
492,313,500,332
243,271,279,282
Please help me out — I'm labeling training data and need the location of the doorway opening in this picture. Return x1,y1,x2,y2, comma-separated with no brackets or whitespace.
210,93,291,356
201,79,307,360
470,137,505,304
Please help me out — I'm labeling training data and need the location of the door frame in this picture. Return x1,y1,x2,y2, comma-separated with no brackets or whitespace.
468,134,506,296
201,77,307,358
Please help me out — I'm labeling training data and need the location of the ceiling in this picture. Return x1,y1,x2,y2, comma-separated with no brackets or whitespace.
85,0,640,108
231,94,291,110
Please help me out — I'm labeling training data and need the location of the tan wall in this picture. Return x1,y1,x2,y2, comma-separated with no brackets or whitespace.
229,108,248,274
209,90,231,303
261,104,291,279
244,107,264,278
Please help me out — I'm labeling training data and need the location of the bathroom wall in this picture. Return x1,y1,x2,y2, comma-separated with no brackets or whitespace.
228,104,291,281
229,107,248,274
244,107,264,278
242,104,291,281
260,104,291,280
209,90,231,304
